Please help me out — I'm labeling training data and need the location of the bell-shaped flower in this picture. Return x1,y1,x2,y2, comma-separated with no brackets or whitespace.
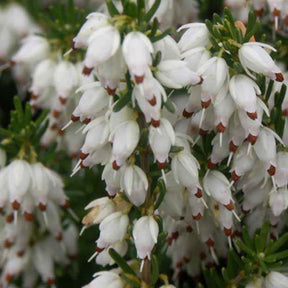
122,31,153,83
102,164,123,197
73,12,109,49
133,216,159,260
110,120,140,168
83,271,124,288
177,23,210,53
53,61,78,103
230,75,261,119
153,35,181,61
63,223,78,258
183,85,202,118
11,35,50,65
81,144,112,168
265,271,288,288
189,194,205,220
80,117,110,158
239,42,283,82
217,204,234,236
97,212,129,248
7,160,31,209
269,187,288,216
149,118,175,168
156,60,202,89
267,0,284,15
209,133,230,168
182,47,211,71
171,151,200,191
203,170,233,208
274,152,288,187
30,59,55,97
121,165,148,207
72,85,109,122
83,26,120,73
197,57,229,106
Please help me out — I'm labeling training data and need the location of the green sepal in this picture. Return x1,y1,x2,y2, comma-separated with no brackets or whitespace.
109,248,137,275
113,91,132,112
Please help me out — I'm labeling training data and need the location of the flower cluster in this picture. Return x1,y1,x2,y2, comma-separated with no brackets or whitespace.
0,150,77,287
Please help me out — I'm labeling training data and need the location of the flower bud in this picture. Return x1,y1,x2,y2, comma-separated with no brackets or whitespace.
269,187,288,216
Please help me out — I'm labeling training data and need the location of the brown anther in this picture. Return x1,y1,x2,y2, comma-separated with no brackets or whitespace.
207,159,216,170
247,134,258,145
242,207,250,215
229,140,238,152
80,161,87,169
167,237,173,245
96,246,104,253
17,250,25,257
46,278,55,285
267,164,276,176
71,114,80,122
233,230,241,238
176,262,183,269
80,152,89,160
56,232,63,241
11,200,20,210
71,41,76,50
53,110,61,118
275,72,284,82
30,93,38,100
200,252,207,260
59,97,67,105
285,16,288,26
206,238,215,247
9,60,16,67
172,231,179,240
157,161,166,169
195,188,203,198
224,200,234,211
6,213,14,223
69,254,78,260
254,8,264,18
201,99,211,109
61,200,70,209
273,8,281,16
198,76,204,85
282,109,288,116
207,262,214,269
106,86,116,96
214,204,219,211
112,160,120,171
4,239,14,248
38,203,47,211
186,226,193,233
71,152,79,159
134,75,144,84
24,212,34,222
148,96,157,106
182,109,193,118
199,129,208,136
5,274,13,282
193,213,202,220
82,66,93,76
224,227,232,236
183,257,190,263
216,122,226,133
232,170,241,182
151,118,160,128
108,194,116,199
58,129,65,136
246,111,258,120
82,118,91,125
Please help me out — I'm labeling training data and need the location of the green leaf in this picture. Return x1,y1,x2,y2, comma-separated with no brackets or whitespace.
258,221,270,252
151,255,159,285
150,28,173,43
106,0,120,16
109,248,137,275
242,226,254,249
154,179,166,209
113,91,132,112
121,273,141,288
13,96,23,123
153,51,162,67
170,146,184,153
265,250,288,263
164,98,176,113
144,0,161,22
265,80,274,101
235,239,255,257
0,128,12,137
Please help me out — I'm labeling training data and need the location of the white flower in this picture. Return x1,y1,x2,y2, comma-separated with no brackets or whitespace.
274,152,288,187
7,160,31,209
97,212,129,248
53,61,79,103
83,197,116,226
230,75,261,119
110,120,140,168
171,151,200,191
203,170,233,208
267,0,284,14
83,26,120,74
239,42,283,82
73,12,109,49
63,224,78,258
265,271,288,288
269,187,288,216
149,118,175,167
133,216,159,260
156,60,202,89
102,164,123,196
122,31,153,83
153,35,181,61
177,23,210,53
30,59,55,97
182,47,211,71
12,35,50,65
83,271,123,288
121,165,148,207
